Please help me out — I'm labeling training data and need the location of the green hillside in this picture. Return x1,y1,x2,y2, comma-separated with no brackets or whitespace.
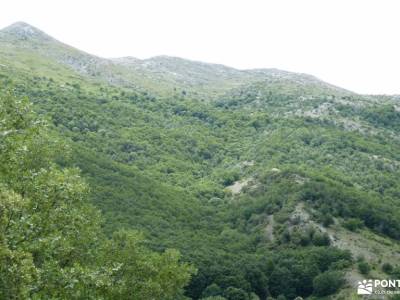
1,22,400,300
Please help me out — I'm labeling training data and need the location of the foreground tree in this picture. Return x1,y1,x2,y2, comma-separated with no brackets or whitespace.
0,90,195,299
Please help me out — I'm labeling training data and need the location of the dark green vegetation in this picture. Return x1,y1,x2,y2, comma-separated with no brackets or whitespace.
1,22,400,299
0,91,194,299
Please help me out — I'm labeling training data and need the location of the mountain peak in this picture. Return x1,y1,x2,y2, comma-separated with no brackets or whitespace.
1,21,51,41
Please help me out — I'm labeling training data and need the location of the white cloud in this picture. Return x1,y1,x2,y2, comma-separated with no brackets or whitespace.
1,0,399,94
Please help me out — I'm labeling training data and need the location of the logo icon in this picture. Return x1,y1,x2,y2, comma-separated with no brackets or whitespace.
358,279,373,295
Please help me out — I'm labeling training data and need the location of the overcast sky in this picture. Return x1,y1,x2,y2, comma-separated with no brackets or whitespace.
1,0,399,94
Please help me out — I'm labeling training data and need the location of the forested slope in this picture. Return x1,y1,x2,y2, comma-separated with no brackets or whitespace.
1,22,400,299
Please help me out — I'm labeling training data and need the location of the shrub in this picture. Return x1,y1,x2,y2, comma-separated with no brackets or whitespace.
202,284,223,298
312,232,331,246
224,287,249,300
358,262,371,275
322,214,334,227
313,271,345,296
343,218,364,231
382,262,394,274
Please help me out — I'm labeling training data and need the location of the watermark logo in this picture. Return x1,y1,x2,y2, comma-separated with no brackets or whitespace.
357,279,400,296
357,279,373,295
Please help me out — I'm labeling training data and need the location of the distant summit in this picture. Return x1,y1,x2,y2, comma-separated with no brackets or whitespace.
1,21,52,41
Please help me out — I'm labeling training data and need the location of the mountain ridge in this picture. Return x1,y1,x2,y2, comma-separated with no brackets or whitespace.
0,21,352,98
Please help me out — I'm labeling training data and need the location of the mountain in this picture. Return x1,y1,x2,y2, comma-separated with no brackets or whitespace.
1,22,400,300
0,22,350,99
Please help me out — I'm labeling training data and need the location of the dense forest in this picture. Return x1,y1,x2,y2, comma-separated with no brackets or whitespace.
1,22,400,299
